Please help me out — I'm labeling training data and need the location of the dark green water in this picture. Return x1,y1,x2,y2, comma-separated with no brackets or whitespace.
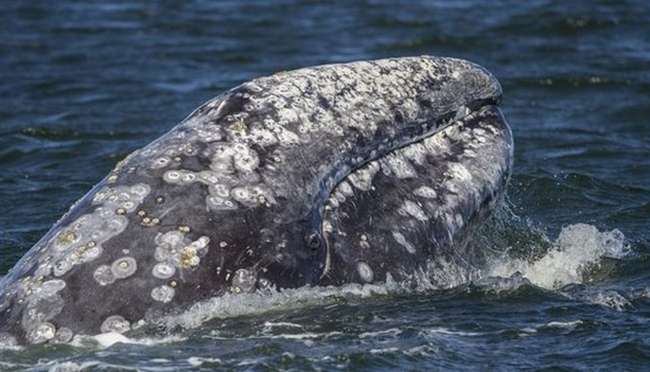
1,0,649,370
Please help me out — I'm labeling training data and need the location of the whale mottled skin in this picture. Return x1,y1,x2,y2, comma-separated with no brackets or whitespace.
0,56,512,346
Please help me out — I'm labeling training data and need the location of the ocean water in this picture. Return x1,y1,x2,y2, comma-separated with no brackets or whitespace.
1,0,649,370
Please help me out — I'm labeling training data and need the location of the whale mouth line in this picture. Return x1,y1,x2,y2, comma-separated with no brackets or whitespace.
313,96,501,209
315,97,501,280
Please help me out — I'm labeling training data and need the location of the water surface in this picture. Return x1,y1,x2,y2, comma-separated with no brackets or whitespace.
1,0,649,370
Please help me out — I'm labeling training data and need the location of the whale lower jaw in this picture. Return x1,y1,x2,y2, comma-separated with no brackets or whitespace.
0,56,511,346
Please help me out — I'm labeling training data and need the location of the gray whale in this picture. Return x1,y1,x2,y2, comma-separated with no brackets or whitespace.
0,56,512,346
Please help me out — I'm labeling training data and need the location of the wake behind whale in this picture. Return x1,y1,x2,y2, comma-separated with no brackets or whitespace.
0,56,512,346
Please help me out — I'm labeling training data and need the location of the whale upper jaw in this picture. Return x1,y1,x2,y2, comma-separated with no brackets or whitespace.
0,56,510,346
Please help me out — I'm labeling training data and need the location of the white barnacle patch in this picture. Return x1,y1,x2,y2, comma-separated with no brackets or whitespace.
53,258,74,277
37,182,150,280
158,230,184,247
448,162,473,184
111,257,138,279
208,184,230,198
392,231,417,254
274,126,300,145
179,143,198,156
402,143,428,165
163,169,198,185
414,186,437,199
94,265,116,286
338,181,354,197
209,142,237,170
383,153,417,179
53,230,80,252
53,327,74,344
39,279,66,295
100,315,131,334
206,195,238,211
151,156,171,169
197,170,220,185
33,263,52,278
93,184,150,212
26,322,56,344
154,243,175,262
163,170,182,183
347,161,380,191
178,246,200,268
230,184,274,208
181,171,198,184
231,268,257,293
193,126,223,142
195,236,210,248
398,200,429,222
0,333,18,347
18,278,66,337
356,262,374,283
334,190,347,204
247,126,278,146
232,144,260,173
151,285,175,303
152,262,176,279
359,234,371,250
153,232,209,273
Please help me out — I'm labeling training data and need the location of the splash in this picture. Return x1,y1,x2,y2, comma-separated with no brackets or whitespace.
158,282,393,331
487,223,629,289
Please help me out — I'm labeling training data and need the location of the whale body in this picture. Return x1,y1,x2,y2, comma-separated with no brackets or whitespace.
0,56,512,345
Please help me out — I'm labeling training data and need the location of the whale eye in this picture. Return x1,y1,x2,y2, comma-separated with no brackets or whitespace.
306,233,320,252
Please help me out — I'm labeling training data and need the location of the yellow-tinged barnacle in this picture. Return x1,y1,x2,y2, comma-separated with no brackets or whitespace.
107,174,118,183
178,225,190,233
141,216,160,227
230,121,247,134
137,210,147,217
56,231,77,245
115,207,127,215
179,246,200,268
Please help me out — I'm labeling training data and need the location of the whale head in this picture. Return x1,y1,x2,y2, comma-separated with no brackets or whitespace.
0,56,510,346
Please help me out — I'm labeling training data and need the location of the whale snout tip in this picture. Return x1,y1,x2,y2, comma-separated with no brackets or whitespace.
425,55,503,103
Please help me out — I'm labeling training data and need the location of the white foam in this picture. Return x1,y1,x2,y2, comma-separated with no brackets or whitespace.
587,290,631,311
487,224,629,289
424,327,484,337
187,357,222,367
70,332,186,349
160,283,391,331
542,320,583,330
47,361,95,372
359,328,402,339
263,321,304,329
